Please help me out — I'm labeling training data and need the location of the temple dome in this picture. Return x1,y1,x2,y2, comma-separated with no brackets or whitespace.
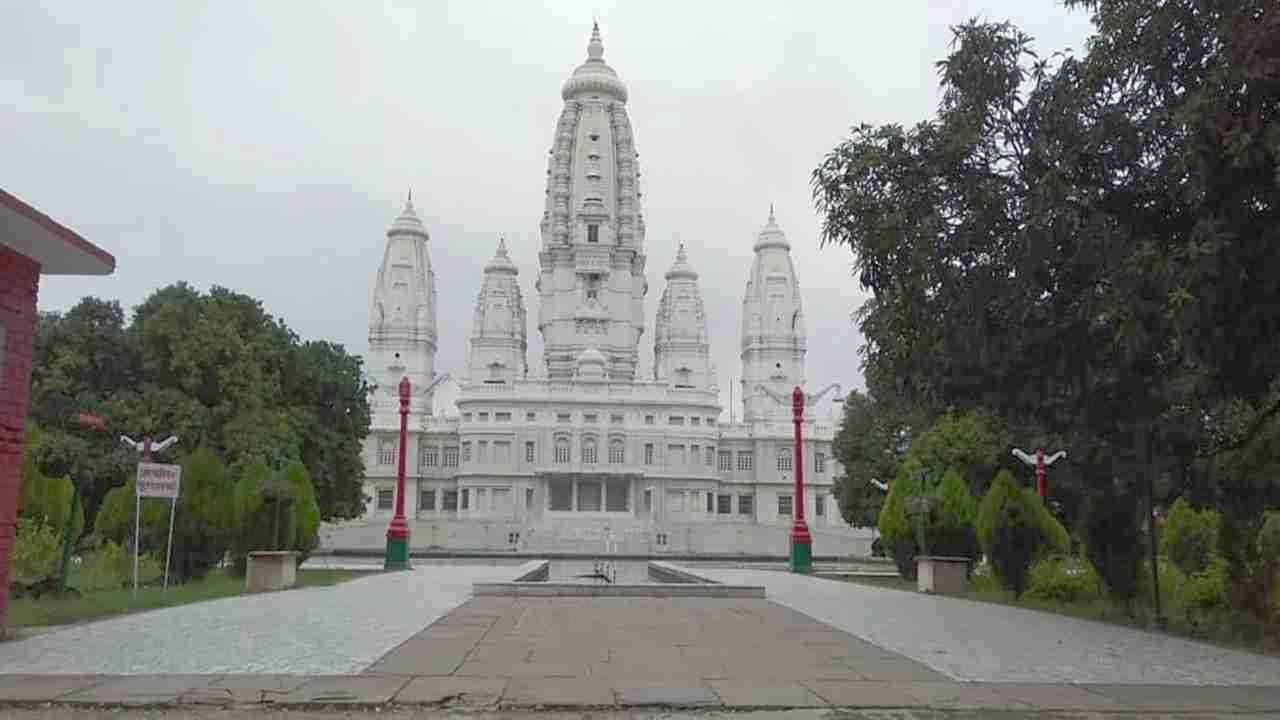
484,237,518,275
389,194,428,238
753,204,789,251
561,22,628,102
664,243,697,281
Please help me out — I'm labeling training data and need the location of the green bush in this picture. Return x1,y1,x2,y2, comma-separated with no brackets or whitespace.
1259,512,1280,623
977,470,1050,596
284,461,320,560
19,450,83,540
1180,555,1232,626
1024,554,1102,604
1164,497,1221,575
878,458,920,579
73,539,163,591
12,517,61,583
925,467,980,563
95,479,169,543
1082,489,1145,605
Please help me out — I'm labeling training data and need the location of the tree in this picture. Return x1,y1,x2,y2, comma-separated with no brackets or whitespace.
831,389,911,527
813,2,1280,608
283,341,372,519
28,283,373,537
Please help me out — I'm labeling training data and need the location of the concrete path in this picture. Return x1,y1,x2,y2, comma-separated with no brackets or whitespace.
0,671,1278,714
695,567,1280,685
0,563,536,675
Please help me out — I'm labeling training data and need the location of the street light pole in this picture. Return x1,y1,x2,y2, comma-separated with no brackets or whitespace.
1012,448,1066,499
789,386,812,574
384,377,412,571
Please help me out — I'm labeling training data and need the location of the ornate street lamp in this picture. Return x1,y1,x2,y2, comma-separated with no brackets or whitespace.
1011,448,1066,499
384,377,412,571
789,386,812,573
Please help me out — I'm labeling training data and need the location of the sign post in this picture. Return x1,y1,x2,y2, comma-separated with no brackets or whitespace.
134,462,181,597
120,435,178,598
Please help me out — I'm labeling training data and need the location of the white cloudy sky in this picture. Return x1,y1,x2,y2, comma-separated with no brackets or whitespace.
5,1,1094,420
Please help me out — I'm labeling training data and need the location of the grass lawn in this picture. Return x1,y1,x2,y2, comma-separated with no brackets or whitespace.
8,568,374,628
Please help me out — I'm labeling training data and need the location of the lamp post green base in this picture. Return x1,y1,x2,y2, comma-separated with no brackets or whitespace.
789,539,812,574
384,536,411,571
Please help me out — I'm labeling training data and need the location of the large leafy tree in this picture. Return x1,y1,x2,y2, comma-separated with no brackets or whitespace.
28,283,372,540
830,388,917,527
813,1,1280,604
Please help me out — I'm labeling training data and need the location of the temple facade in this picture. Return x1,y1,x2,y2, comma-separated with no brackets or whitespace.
338,25,862,555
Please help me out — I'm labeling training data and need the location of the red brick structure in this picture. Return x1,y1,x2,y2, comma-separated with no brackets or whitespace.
0,188,115,636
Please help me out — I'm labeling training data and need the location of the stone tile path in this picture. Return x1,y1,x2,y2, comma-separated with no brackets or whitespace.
2,672,1280,714
367,596,944,682
0,562,537,674
697,567,1280,685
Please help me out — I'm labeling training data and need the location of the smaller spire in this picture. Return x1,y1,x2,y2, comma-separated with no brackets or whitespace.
587,21,604,60
407,188,414,211
665,242,697,280
485,235,518,274
769,202,775,222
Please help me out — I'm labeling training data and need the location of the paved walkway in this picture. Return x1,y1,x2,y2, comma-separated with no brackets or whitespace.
697,567,1280,685
1,671,1279,713
0,563,536,674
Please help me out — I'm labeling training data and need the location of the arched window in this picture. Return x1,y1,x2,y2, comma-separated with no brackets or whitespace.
582,437,598,464
555,437,571,464
608,439,625,464
777,448,792,472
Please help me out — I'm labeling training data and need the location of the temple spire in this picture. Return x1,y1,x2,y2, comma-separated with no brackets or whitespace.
587,20,604,59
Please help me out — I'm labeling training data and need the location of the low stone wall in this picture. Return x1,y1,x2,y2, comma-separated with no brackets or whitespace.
319,518,873,557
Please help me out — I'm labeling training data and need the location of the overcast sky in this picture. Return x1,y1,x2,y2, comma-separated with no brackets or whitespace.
5,1,1094,421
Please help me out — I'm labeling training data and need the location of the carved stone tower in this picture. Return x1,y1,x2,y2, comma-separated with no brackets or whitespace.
467,238,528,384
654,244,713,389
368,195,439,414
537,23,647,380
740,208,807,421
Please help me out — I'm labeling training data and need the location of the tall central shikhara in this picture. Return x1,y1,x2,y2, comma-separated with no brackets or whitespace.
537,23,647,380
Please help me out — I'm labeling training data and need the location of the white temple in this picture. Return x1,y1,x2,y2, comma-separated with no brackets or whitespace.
336,25,863,555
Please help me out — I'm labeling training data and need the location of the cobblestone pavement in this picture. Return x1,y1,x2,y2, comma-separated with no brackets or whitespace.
695,567,1280,685
0,563,535,675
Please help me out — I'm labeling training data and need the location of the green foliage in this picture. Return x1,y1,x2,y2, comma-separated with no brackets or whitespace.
94,479,169,543
1028,490,1070,554
909,412,994,484
19,439,83,541
812,0,1280,616
978,470,1052,596
12,517,61,583
831,388,924,528
922,466,980,562
1024,555,1102,604
284,461,321,556
1164,497,1221,575
27,285,372,533
73,539,162,591
935,467,977,529
233,459,269,524
1180,556,1232,625
1255,511,1280,567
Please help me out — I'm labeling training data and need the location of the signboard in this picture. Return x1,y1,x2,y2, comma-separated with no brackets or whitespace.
136,463,181,498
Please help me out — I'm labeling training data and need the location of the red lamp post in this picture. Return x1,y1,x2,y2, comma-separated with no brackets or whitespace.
1011,448,1066,499
383,377,412,570
789,385,812,573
